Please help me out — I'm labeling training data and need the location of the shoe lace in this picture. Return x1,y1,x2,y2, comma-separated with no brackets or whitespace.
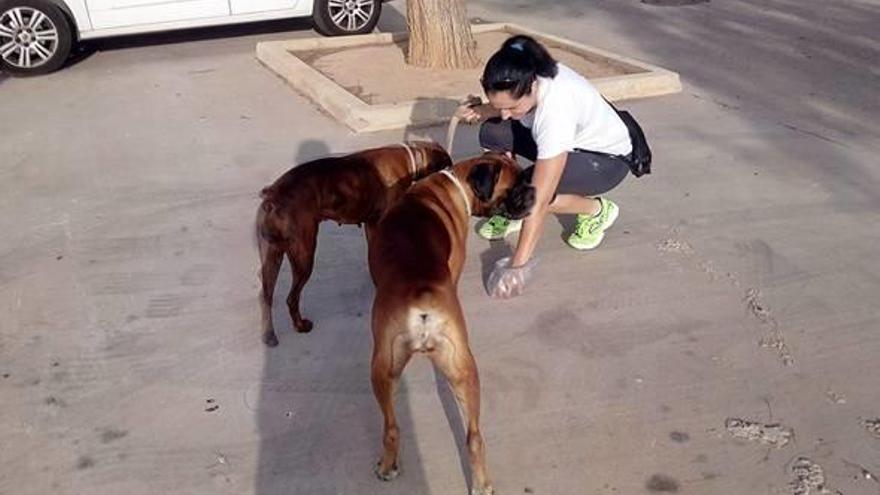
488,216,509,231
576,200,606,237
574,217,594,238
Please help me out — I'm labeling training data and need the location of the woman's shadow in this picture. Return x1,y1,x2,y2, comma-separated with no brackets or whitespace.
254,139,430,495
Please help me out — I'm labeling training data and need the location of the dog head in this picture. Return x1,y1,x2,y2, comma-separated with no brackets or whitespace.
408,140,453,178
454,152,536,219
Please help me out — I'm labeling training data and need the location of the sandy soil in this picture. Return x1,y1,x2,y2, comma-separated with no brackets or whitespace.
300,31,639,104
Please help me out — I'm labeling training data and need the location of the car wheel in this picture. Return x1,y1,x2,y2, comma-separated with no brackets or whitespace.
0,0,73,76
312,0,381,36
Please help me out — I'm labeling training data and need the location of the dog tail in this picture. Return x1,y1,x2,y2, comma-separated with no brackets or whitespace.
402,287,456,353
256,187,285,244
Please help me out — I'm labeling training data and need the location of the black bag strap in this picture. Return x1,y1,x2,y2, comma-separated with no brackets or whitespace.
603,98,652,177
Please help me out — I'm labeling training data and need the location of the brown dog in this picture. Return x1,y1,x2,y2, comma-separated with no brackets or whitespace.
257,142,452,347
366,153,535,494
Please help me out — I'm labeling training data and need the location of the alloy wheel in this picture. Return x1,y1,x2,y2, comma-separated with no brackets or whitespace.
0,6,59,69
326,0,375,32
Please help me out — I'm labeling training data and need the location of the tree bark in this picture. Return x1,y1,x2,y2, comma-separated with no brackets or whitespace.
406,0,479,70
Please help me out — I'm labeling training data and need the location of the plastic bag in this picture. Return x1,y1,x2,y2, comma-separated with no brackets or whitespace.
486,257,538,299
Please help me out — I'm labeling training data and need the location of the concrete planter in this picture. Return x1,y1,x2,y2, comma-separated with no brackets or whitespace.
257,23,681,133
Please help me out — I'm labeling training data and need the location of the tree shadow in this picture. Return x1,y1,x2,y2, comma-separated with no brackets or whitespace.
254,139,429,494
376,0,408,33
403,96,463,145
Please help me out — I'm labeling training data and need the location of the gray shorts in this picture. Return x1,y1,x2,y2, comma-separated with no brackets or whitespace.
479,117,630,197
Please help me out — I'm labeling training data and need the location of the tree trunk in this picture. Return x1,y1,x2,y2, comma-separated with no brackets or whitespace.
406,0,479,70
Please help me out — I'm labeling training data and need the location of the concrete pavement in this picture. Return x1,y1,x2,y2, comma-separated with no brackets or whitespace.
1,1,878,494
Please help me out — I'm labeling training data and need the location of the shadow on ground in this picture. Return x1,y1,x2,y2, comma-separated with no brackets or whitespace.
66,18,314,70
477,0,880,202
253,0,880,487
376,0,408,33
254,140,430,494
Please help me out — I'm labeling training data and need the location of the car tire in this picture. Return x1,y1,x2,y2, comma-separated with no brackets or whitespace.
0,0,73,76
312,0,381,37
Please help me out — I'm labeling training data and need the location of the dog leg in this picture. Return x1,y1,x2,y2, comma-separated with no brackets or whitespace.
371,340,411,481
285,223,318,333
431,339,493,495
364,222,381,285
258,239,284,347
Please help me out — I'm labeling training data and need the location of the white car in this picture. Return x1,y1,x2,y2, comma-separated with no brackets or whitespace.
0,0,382,76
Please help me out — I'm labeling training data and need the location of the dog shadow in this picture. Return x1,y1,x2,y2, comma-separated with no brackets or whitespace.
255,140,431,495
432,366,475,489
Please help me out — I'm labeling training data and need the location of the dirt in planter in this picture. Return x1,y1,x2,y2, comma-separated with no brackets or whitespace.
298,31,643,105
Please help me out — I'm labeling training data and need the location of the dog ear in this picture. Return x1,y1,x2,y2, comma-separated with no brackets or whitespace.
500,171,537,220
466,162,501,202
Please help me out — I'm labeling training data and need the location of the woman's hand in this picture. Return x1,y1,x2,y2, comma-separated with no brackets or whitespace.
455,96,496,125
509,153,567,268
487,257,539,299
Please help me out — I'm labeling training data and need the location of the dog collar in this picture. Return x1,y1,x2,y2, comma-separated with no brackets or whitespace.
400,142,418,179
439,169,471,217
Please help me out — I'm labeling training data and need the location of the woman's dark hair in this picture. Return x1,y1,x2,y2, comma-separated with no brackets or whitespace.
480,35,558,99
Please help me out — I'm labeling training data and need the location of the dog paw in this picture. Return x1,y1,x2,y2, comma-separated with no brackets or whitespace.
470,486,494,495
375,462,399,481
262,331,279,347
294,319,313,333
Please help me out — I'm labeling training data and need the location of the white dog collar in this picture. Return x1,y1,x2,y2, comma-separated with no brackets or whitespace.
439,169,472,217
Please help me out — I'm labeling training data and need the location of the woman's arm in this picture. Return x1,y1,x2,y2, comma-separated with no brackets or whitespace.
511,152,567,267
457,102,502,124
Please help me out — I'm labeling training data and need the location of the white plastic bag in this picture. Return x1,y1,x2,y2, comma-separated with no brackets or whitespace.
486,257,538,299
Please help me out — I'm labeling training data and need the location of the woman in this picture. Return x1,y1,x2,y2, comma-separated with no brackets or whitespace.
459,35,635,298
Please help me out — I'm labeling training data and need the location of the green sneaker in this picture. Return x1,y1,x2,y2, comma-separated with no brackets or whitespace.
567,198,619,250
478,215,523,240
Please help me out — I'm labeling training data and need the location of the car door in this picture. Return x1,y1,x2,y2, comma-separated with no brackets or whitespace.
86,0,230,29
229,0,303,16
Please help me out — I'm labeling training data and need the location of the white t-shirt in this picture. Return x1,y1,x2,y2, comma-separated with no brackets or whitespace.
520,63,632,159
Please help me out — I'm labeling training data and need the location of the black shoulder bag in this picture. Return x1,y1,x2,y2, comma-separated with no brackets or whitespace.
606,99,653,177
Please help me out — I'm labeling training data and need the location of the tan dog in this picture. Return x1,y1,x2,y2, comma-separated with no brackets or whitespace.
257,142,452,347
366,153,535,494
